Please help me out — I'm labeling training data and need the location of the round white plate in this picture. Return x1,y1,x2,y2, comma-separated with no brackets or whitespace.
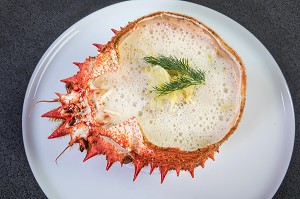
22,0,295,198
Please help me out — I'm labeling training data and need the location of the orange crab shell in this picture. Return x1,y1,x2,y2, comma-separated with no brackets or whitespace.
42,11,246,183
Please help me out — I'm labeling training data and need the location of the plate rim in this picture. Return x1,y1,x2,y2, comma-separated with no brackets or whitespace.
22,0,295,198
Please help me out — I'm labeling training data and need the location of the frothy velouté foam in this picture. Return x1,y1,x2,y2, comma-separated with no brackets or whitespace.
93,14,244,151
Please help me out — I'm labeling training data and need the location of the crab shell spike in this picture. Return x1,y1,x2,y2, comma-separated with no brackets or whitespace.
200,162,205,169
54,92,61,97
47,122,69,139
83,148,97,162
106,161,114,171
60,76,77,85
209,153,215,161
41,107,64,119
189,169,195,178
92,43,105,51
149,163,156,175
160,167,169,184
133,163,143,181
73,62,82,67
111,28,119,34
175,167,181,177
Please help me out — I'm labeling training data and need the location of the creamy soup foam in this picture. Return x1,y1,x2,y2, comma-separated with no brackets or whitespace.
93,15,242,151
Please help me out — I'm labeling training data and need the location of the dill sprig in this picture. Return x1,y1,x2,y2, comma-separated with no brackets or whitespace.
143,55,205,95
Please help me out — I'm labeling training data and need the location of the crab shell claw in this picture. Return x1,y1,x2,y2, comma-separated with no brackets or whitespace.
42,11,246,183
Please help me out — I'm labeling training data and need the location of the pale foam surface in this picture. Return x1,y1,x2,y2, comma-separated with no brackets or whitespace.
95,14,241,151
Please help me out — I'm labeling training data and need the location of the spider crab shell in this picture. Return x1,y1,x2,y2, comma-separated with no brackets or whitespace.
42,12,246,183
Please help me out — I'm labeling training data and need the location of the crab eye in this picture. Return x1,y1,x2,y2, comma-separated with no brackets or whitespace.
123,155,133,164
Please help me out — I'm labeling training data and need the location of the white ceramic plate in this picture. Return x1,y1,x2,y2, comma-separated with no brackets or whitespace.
22,0,295,198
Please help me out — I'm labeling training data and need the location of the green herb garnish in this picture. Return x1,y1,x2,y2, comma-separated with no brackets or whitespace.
143,54,205,95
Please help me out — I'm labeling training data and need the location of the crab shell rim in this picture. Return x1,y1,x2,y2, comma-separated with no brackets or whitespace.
42,11,246,183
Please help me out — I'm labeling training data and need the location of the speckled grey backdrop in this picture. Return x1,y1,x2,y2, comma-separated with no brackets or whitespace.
0,0,299,198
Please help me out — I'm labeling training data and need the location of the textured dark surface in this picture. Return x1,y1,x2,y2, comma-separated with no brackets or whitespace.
0,0,299,198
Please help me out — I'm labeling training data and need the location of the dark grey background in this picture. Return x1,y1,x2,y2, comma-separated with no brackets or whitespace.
1,0,299,198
